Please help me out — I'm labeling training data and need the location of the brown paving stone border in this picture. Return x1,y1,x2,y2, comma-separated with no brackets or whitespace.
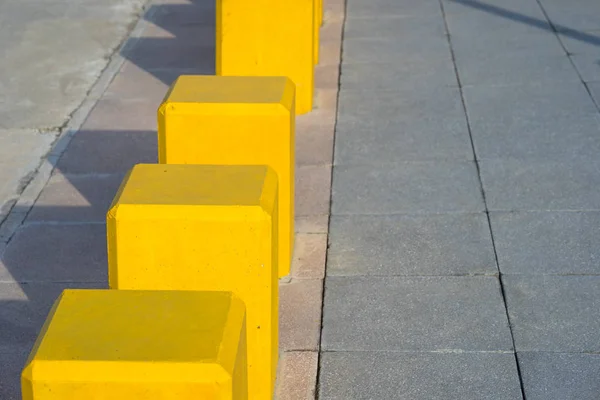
276,0,345,397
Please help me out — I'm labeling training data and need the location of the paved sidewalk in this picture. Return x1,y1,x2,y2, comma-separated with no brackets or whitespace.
320,0,600,398
0,0,147,221
0,0,342,397
2,0,600,398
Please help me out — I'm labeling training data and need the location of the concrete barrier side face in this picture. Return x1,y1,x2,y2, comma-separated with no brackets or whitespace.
216,0,314,113
158,101,294,277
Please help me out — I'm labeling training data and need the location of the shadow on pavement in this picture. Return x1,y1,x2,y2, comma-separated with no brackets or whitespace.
0,0,216,397
448,0,600,49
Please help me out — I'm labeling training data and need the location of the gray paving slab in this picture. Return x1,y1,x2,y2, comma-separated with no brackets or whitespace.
443,1,552,32
450,30,564,59
327,213,496,276
322,276,513,351
0,224,108,283
558,30,600,55
55,130,157,174
541,1,600,32
346,0,442,18
464,83,600,159
343,15,446,40
0,130,57,217
470,113,600,160
0,348,28,400
503,275,600,352
571,54,600,82
342,37,450,65
455,53,579,86
518,352,600,400
463,82,598,125
339,57,457,91
588,81,600,107
443,0,546,16
491,211,600,275
319,351,522,400
335,87,472,163
332,162,485,214
26,173,124,223
0,0,145,129
480,159,600,211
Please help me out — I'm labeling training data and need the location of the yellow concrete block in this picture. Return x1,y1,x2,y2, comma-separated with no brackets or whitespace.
107,164,278,400
314,0,320,65
157,75,294,278
216,0,314,114
22,289,248,400
318,0,323,26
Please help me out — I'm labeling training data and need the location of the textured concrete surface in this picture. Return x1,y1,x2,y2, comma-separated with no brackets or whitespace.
319,352,522,400
323,0,600,397
0,0,147,222
322,276,513,352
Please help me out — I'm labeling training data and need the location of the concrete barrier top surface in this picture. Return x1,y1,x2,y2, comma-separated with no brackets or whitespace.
160,75,295,113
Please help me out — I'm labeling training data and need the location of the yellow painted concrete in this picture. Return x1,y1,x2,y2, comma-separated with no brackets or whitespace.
216,0,314,114
158,75,295,278
22,289,248,399
314,0,320,65
318,0,323,26
107,164,278,400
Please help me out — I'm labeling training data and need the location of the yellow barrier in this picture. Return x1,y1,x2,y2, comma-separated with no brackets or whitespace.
157,75,295,278
314,0,320,65
216,0,314,114
22,290,248,399
107,164,278,399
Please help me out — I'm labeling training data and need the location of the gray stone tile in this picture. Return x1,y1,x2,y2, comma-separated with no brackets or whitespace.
588,81,600,107
343,37,450,65
559,30,600,55
123,38,215,71
327,213,496,276
542,1,600,32
480,159,600,211
491,211,600,275
464,82,598,127
471,113,600,160
571,54,600,82
443,0,546,17
444,1,552,32
450,31,564,59
504,275,600,352
465,83,600,159
0,0,145,130
455,53,579,86
0,224,108,283
0,347,27,400
343,15,446,40
0,129,56,215
346,0,442,18
335,88,472,163
340,57,457,91
319,351,522,400
332,162,484,214
56,130,157,174
518,352,600,400
322,276,513,351
26,173,125,223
